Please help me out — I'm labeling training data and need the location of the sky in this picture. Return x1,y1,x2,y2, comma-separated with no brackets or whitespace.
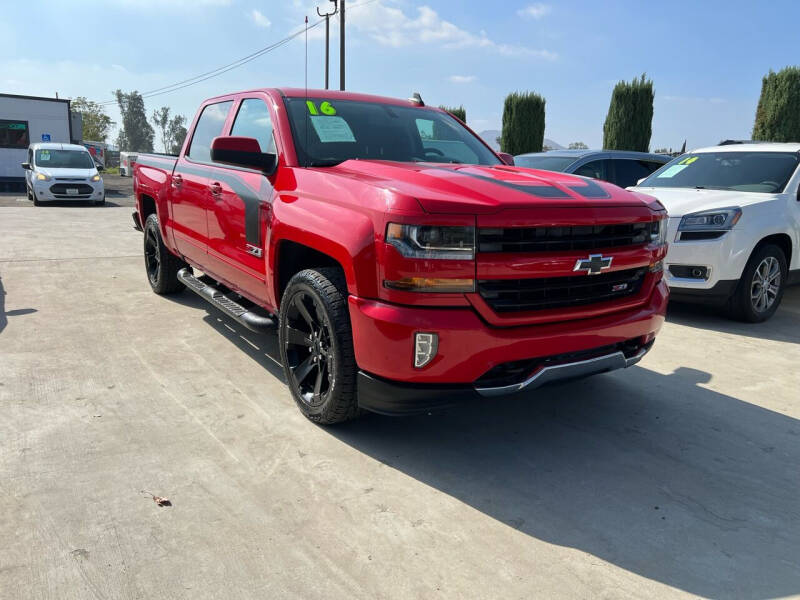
2,0,798,151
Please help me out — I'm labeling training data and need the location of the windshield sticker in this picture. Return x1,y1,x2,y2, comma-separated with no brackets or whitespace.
310,115,355,143
306,100,337,116
39,150,50,161
677,156,699,165
657,164,688,178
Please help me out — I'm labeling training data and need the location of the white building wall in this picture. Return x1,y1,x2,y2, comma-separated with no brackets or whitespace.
0,95,70,179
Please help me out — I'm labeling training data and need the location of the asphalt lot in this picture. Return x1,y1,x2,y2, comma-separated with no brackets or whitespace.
1,205,799,599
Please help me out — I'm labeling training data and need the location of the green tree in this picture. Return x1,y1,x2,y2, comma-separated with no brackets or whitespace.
168,114,188,155
70,96,113,142
500,92,546,155
439,105,466,122
568,141,588,149
114,90,154,152
151,106,172,153
434,105,467,140
753,66,800,142
602,74,654,152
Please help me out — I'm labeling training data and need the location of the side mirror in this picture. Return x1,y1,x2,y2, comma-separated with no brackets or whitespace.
497,152,515,166
97,165,105,172
21,162,31,170
210,136,277,175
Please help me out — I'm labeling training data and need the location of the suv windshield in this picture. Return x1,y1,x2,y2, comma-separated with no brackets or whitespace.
514,156,578,171
642,151,800,193
284,97,500,167
35,149,95,169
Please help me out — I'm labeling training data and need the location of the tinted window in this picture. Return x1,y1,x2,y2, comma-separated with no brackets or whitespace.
613,159,659,188
284,98,500,167
34,149,94,168
187,101,233,163
642,152,800,193
231,98,276,154
573,159,608,180
0,119,30,148
514,156,577,171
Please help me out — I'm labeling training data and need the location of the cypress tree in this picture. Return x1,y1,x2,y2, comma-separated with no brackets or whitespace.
500,92,546,155
753,66,800,142
602,74,654,152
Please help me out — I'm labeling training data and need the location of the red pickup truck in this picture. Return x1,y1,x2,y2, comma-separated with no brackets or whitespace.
133,88,668,424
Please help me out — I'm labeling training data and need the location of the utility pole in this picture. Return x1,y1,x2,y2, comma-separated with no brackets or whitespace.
339,0,345,90
317,1,338,90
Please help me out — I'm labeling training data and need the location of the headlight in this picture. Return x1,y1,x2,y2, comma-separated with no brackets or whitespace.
36,173,50,181
679,208,741,231
386,223,475,260
650,218,667,245
90,174,101,182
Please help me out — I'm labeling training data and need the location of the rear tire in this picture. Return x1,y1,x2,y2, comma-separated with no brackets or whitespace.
279,268,360,424
727,243,787,322
143,213,186,295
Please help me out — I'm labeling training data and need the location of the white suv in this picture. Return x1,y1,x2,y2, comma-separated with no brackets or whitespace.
633,143,800,322
22,143,105,206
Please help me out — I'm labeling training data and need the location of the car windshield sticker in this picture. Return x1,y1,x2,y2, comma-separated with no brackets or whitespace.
657,164,688,178
306,100,337,116
310,115,356,143
39,150,50,161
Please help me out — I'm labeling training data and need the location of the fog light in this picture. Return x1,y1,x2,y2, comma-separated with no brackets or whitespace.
414,332,438,368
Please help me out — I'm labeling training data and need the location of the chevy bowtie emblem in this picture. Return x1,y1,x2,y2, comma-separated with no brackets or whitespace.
574,254,613,275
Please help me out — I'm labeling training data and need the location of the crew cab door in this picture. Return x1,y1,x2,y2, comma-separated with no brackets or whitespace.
205,96,277,299
171,100,233,266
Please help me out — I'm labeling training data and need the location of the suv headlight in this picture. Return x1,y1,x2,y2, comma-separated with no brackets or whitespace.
36,173,51,181
90,174,102,182
678,207,742,231
386,223,475,260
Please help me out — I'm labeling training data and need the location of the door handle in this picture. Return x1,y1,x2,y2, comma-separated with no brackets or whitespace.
172,174,183,187
210,182,223,197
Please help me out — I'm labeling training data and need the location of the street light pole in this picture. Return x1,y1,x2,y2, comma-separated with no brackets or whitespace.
316,0,338,90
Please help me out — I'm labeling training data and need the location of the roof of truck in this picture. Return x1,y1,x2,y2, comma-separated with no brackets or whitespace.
202,87,439,109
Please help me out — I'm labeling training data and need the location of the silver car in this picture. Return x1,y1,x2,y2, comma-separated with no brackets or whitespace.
22,143,105,206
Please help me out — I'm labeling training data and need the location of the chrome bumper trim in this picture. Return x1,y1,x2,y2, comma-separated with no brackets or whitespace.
475,346,649,398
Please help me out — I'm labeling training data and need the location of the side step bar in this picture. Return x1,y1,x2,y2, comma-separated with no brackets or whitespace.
177,268,276,334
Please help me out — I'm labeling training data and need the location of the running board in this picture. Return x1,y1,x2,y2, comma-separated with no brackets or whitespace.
177,268,275,334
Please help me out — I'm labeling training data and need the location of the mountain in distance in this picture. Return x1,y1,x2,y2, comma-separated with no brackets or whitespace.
477,130,564,152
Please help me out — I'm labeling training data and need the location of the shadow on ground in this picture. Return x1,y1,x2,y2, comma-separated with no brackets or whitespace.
0,274,37,336
168,288,800,598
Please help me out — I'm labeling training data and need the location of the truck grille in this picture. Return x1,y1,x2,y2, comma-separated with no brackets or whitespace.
478,223,656,253
478,267,647,313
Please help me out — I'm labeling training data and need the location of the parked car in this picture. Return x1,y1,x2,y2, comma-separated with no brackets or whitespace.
133,88,668,424
21,143,105,206
514,150,670,189
120,151,138,176
633,143,800,322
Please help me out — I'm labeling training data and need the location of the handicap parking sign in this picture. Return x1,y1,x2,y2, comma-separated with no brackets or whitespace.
41,134,51,142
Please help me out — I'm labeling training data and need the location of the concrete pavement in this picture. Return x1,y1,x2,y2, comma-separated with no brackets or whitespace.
1,206,799,599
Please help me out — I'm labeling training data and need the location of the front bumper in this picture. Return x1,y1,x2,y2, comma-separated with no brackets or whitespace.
350,279,668,414
33,181,104,202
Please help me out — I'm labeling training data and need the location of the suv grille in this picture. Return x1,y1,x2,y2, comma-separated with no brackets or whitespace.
50,183,93,197
478,267,647,313
478,223,656,253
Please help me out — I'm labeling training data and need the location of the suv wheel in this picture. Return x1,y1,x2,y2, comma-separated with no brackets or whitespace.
728,244,787,322
279,268,360,424
143,213,186,294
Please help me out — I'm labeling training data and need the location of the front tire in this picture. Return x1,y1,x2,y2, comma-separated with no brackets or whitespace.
32,189,41,206
94,194,106,206
728,244,787,322
279,268,360,424
143,213,186,295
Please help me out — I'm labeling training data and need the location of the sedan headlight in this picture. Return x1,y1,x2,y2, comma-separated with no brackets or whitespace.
679,207,742,231
36,173,50,181
90,174,102,182
386,223,475,260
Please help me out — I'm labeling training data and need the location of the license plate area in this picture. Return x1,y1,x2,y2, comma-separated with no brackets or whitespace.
66,188,79,195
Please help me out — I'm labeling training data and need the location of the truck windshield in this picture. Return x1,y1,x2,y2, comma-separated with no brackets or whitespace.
284,97,501,167
514,156,579,171
35,149,95,169
641,151,800,193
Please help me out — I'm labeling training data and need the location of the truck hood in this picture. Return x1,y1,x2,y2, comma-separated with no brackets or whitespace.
36,167,98,179
631,186,780,218
330,161,656,214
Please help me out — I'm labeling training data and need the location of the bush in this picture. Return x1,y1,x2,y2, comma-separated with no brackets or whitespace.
602,74,654,152
753,66,800,142
500,92,546,155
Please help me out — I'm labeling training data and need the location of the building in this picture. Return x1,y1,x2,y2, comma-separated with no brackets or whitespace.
0,93,76,191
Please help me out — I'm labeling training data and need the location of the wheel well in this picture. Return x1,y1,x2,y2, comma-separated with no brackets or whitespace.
139,194,156,221
753,233,793,268
276,240,345,304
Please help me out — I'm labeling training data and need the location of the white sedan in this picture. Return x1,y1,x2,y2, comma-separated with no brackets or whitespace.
633,143,800,322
